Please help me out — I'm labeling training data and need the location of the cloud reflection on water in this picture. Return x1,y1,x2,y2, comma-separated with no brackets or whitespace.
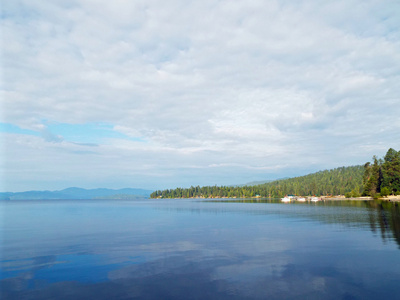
1,199,400,299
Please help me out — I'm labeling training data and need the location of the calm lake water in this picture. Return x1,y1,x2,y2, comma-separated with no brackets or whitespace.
1,198,400,299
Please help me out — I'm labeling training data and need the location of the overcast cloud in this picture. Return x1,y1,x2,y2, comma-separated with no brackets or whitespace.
1,0,400,192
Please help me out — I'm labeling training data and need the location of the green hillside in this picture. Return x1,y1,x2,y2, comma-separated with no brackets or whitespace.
151,165,364,199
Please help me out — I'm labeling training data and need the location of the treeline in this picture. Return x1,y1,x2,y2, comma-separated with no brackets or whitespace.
363,148,400,197
150,165,364,199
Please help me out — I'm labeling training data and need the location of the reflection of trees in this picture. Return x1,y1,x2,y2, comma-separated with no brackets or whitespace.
292,200,400,248
295,200,400,248
366,201,400,248
159,199,400,248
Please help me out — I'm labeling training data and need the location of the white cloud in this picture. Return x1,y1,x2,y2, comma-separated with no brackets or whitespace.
2,0,400,191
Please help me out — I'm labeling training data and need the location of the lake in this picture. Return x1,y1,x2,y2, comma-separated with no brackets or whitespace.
1,198,400,299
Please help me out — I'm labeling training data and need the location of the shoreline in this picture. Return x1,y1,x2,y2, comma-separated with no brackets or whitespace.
322,195,400,202
155,195,400,201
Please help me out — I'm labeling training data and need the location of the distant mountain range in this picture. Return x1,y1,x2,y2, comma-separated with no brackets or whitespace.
0,187,153,200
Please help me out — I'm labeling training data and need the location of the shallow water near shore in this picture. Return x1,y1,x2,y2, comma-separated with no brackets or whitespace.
1,198,400,299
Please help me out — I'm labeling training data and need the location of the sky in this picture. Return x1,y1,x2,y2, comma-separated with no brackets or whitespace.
1,0,400,192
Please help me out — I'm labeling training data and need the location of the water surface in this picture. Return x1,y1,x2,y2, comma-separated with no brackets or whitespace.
1,199,400,299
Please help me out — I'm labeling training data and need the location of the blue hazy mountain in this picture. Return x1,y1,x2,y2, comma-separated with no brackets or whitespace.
0,187,153,200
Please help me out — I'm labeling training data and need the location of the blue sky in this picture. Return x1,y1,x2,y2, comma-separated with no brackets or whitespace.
1,0,400,192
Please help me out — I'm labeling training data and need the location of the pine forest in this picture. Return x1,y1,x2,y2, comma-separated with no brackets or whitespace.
151,148,400,199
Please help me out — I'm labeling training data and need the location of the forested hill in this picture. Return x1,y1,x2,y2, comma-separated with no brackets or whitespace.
150,165,364,199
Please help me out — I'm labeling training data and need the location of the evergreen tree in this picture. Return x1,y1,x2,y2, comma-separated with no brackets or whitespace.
363,148,400,196
381,148,400,193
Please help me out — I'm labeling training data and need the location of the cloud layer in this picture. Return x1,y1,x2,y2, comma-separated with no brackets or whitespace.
2,0,400,191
